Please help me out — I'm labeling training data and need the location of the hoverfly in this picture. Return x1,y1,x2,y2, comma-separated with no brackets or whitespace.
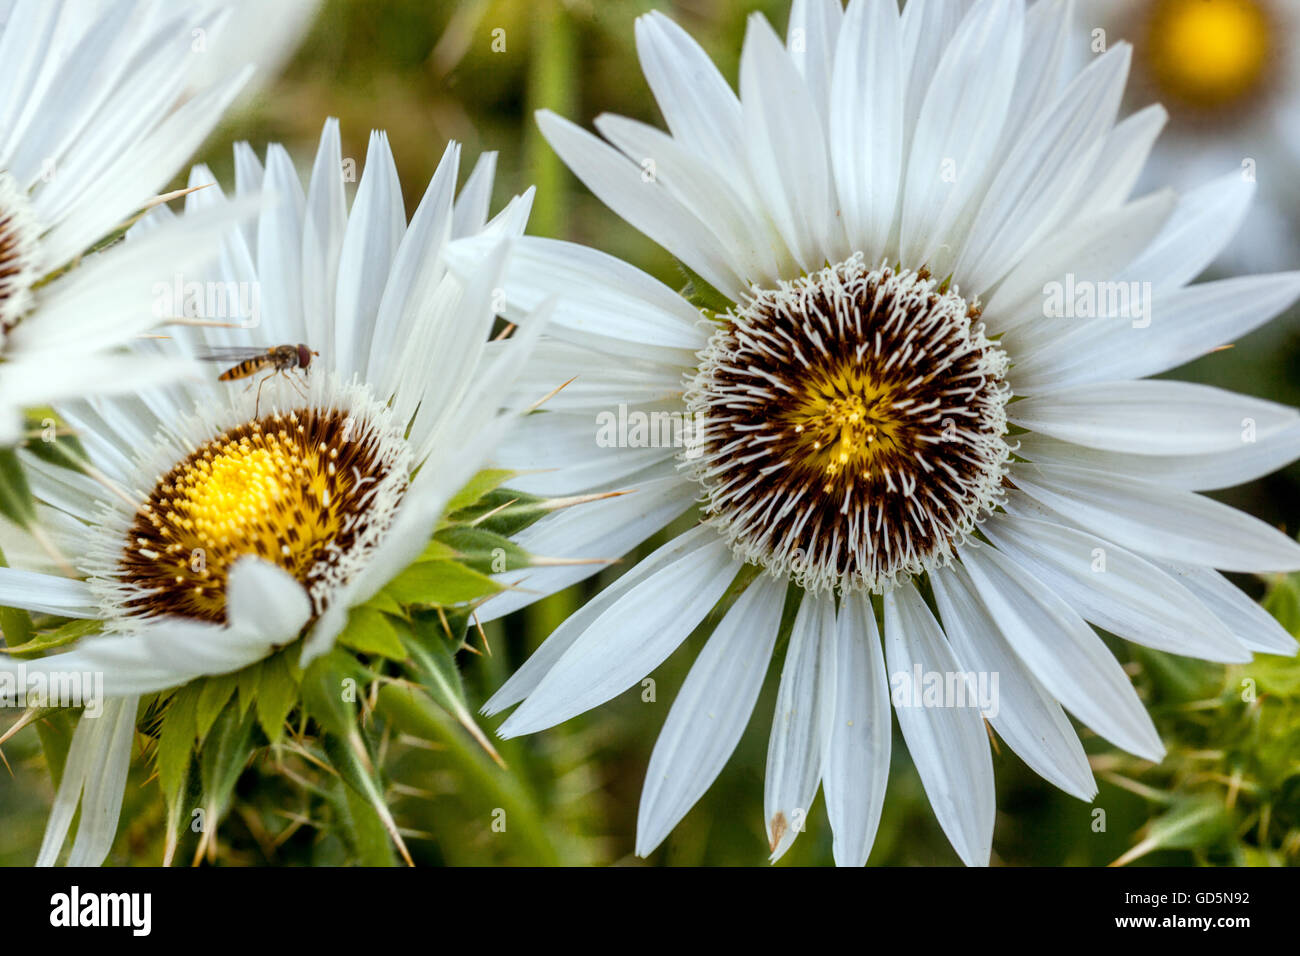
199,343,318,415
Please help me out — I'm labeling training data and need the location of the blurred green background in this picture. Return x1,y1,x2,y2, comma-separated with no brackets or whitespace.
3,0,1299,867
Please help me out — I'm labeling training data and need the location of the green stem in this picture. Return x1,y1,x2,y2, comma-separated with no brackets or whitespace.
376,682,559,865
525,0,577,239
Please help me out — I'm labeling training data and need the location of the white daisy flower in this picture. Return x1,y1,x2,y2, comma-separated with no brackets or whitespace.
0,0,261,444
0,120,545,865
1089,0,1300,272
457,0,1300,866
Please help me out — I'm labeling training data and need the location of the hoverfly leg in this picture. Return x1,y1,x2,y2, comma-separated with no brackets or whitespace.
254,372,272,418
287,369,309,401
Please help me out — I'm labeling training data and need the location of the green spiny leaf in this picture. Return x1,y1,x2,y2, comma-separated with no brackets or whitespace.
385,559,502,607
198,700,258,825
254,651,299,744
403,616,469,713
362,588,406,617
416,538,458,563
337,606,408,660
157,684,200,804
0,447,36,529
1146,797,1236,852
322,729,412,866
34,709,75,790
337,776,399,866
196,672,240,741
1262,573,1300,635
402,615,503,766
443,468,516,515
2,618,103,659
445,486,548,537
433,525,529,575
22,411,89,471
300,650,364,738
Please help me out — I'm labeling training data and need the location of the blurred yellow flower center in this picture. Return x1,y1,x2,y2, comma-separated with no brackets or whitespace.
1145,0,1273,109
119,408,406,624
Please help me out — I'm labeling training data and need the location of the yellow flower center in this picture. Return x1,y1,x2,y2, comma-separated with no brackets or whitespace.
781,366,905,490
1144,0,1274,110
119,408,406,624
686,258,1010,593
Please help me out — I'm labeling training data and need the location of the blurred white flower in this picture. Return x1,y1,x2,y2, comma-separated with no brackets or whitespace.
0,0,254,444
185,0,321,104
1090,0,1300,272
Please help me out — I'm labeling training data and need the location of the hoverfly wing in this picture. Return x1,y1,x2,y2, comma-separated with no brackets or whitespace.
195,346,270,363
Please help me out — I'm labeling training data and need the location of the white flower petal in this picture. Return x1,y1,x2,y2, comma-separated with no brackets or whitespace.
636,575,785,857
0,567,99,618
633,11,748,181
931,563,1096,801
595,113,785,283
981,513,1249,662
899,0,1024,275
37,695,138,867
536,109,746,301
492,406,680,497
451,151,497,239
1013,272,1300,390
444,233,705,356
992,0,1074,155
1007,380,1298,456
498,528,737,737
829,0,904,262
483,528,717,716
822,590,892,867
256,144,308,345
66,696,139,867
985,190,1175,341
1016,428,1300,492
225,557,313,639
955,42,1130,294
366,141,460,393
479,467,698,623
786,0,844,130
898,0,969,154
883,580,995,866
1119,170,1256,295
764,589,833,862
1010,462,1300,573
1153,561,1299,657
300,117,348,369
740,12,842,270
959,543,1164,762
333,131,406,379
1066,104,1167,219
